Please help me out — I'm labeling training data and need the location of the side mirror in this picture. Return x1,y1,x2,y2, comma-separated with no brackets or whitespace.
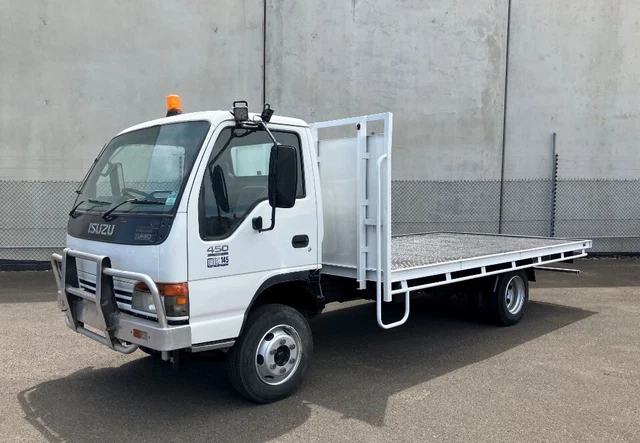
268,145,298,208
255,145,298,233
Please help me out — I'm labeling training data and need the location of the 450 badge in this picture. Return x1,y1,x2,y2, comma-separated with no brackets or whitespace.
207,245,229,268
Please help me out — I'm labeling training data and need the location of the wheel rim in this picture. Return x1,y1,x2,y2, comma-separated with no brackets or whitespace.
255,324,302,386
504,275,526,315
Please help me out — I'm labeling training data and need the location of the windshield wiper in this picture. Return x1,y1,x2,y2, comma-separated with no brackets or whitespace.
69,199,111,218
102,198,164,220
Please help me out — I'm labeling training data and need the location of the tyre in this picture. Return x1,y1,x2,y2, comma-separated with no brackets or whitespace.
488,271,529,326
227,304,313,403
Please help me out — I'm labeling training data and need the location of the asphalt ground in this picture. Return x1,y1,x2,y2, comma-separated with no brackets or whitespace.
0,259,638,442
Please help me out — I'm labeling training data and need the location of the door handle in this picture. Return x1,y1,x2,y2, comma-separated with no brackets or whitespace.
291,235,309,248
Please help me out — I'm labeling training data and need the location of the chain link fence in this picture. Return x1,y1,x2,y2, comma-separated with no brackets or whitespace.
1,178,639,267
0,181,79,265
392,180,501,234
391,179,640,254
554,180,640,253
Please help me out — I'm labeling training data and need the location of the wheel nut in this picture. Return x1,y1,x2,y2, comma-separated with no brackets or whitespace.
270,364,276,370
280,368,286,374
280,339,286,345
289,358,296,364
270,349,277,355
289,344,296,350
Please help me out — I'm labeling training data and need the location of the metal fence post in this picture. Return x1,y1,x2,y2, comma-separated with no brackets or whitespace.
550,133,558,237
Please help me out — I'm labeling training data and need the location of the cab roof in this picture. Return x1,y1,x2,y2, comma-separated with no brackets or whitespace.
117,110,309,136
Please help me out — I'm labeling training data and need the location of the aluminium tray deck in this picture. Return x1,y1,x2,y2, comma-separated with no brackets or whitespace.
386,232,591,296
391,232,586,271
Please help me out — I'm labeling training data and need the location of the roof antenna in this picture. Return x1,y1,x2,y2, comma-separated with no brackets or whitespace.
261,103,274,123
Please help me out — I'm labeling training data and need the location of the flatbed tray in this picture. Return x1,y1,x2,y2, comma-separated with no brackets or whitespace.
391,232,588,271
385,231,591,292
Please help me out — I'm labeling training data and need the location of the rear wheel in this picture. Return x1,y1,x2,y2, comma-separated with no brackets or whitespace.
227,304,313,403
488,271,529,326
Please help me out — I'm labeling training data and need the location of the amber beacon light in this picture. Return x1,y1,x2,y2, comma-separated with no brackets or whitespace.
166,94,183,117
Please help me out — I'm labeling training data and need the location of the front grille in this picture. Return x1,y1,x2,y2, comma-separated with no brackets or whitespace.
78,278,159,322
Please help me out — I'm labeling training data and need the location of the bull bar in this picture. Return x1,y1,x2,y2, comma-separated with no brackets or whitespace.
51,248,190,353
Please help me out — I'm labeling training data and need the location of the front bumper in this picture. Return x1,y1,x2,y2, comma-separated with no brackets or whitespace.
52,248,191,353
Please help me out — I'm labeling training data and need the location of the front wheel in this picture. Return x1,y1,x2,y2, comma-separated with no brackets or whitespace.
488,271,529,326
226,304,313,403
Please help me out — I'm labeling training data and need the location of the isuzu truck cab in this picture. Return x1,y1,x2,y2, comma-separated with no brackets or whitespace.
52,97,591,403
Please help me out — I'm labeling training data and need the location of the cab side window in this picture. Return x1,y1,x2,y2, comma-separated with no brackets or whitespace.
199,127,304,240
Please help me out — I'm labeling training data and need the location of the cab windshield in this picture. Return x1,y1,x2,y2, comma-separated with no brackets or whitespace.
74,121,210,216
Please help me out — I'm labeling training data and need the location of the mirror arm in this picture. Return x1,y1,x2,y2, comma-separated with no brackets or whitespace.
258,206,276,233
257,120,279,145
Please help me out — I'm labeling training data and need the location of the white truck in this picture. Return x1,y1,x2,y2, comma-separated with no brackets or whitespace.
51,98,592,403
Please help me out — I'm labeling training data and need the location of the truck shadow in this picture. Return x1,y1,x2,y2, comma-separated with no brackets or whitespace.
18,298,595,443
532,260,640,288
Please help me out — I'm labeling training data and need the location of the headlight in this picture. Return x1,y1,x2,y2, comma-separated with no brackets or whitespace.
131,287,157,314
132,282,189,318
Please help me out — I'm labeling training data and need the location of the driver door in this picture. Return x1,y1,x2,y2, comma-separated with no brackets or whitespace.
186,122,319,344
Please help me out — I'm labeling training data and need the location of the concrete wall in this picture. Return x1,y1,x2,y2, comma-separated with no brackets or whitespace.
1,0,638,260
504,0,640,180
266,0,509,181
4,0,636,183
501,0,640,251
0,0,263,181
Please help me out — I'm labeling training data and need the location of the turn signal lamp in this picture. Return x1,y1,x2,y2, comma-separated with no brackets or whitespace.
166,94,183,117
